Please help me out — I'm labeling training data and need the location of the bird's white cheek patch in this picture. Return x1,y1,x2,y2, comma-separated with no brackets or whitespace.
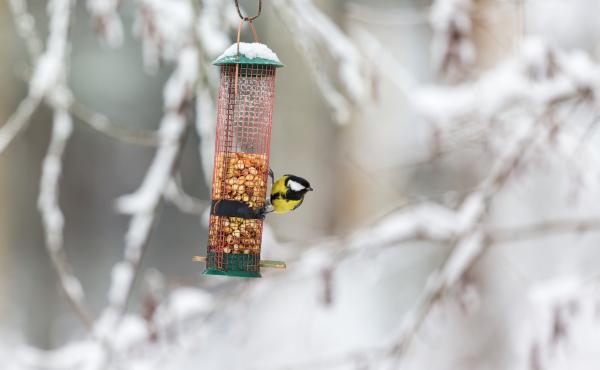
288,180,305,191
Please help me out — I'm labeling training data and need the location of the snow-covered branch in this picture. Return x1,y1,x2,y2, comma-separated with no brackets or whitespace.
7,0,42,61
69,99,161,147
86,0,124,47
430,0,475,79
108,47,197,323
4,1,600,369
271,0,373,124
35,0,95,329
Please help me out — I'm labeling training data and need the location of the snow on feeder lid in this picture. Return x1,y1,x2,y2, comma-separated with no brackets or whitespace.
193,8,286,277
213,42,284,68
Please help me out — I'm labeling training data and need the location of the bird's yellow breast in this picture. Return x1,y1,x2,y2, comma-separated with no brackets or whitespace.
270,175,304,214
271,196,303,214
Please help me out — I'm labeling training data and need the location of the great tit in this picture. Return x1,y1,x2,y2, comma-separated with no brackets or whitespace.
267,169,313,214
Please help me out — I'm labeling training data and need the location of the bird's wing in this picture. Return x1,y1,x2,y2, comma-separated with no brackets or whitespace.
291,197,304,210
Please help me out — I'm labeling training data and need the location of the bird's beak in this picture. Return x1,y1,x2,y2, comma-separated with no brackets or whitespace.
308,187,314,191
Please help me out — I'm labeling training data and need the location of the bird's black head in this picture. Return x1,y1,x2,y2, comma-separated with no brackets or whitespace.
285,175,313,194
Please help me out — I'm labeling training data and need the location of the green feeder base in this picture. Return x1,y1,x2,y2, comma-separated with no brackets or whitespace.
203,252,262,278
203,268,261,278
194,254,285,278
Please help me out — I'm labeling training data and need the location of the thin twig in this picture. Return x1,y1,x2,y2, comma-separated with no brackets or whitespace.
107,47,198,325
388,108,561,361
39,108,95,329
70,100,160,146
490,218,600,243
2,0,43,152
7,0,43,61
0,95,41,154
14,69,162,147
36,0,96,330
164,174,208,216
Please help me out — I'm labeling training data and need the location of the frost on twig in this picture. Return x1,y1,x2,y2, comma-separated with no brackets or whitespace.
0,95,39,155
108,46,198,326
412,39,600,178
430,0,475,79
528,278,600,370
91,0,200,344
0,0,45,155
388,97,566,358
271,0,373,124
134,0,195,72
70,100,161,146
195,85,217,183
164,175,207,216
35,0,95,329
8,0,42,61
38,108,94,328
196,0,238,59
87,0,124,47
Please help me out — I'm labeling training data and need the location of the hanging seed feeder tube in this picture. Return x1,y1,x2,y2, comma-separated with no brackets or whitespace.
196,41,284,278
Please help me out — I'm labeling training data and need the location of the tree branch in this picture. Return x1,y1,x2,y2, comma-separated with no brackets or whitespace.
36,0,95,330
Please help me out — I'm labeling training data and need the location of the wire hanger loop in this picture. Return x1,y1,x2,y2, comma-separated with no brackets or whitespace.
234,0,262,22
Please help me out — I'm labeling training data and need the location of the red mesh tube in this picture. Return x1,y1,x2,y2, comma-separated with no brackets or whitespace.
206,64,277,276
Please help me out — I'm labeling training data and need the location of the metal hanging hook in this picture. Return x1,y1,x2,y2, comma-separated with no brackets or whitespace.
234,0,262,21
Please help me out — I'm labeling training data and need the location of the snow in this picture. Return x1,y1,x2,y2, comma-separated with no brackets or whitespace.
430,0,475,76
19,340,106,370
134,0,194,69
527,278,600,370
156,288,214,324
38,109,73,252
86,0,123,47
217,42,281,62
163,47,199,111
413,38,600,127
6,1,600,370
30,54,61,99
196,0,236,58
108,262,134,306
195,86,216,184
63,275,85,302
271,0,371,123
442,231,483,285
116,113,186,215
94,310,149,352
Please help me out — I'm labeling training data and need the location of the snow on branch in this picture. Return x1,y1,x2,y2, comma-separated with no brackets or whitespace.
33,0,97,330
8,0,42,61
134,0,195,72
195,85,218,184
271,0,373,124
106,46,198,332
87,0,124,47
528,278,600,370
430,0,475,79
196,0,238,59
0,0,45,156
387,101,567,359
413,38,600,187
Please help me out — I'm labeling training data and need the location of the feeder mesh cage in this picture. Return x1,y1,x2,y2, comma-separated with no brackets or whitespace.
206,63,277,277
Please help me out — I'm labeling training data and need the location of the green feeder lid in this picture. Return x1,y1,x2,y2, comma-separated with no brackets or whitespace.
213,42,284,67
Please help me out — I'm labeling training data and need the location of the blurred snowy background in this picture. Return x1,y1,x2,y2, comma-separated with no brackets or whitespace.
2,0,600,369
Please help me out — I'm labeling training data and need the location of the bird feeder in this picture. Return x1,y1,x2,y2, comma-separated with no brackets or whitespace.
194,42,284,278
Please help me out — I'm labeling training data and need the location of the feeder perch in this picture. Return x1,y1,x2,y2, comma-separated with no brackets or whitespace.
195,42,284,278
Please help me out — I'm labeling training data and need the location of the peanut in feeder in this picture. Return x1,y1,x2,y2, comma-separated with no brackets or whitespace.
194,8,285,277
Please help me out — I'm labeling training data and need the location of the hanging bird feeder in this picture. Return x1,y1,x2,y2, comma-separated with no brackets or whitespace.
194,0,285,277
